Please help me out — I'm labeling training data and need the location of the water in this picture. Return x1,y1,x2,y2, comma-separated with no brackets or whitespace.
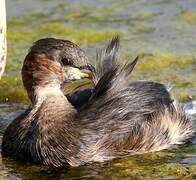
0,0,196,179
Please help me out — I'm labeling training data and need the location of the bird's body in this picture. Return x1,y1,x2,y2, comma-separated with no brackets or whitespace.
2,37,194,167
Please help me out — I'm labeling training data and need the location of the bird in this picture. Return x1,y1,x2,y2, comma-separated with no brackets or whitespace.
2,37,194,168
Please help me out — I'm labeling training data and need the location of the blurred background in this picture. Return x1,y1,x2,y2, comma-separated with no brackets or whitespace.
0,0,196,179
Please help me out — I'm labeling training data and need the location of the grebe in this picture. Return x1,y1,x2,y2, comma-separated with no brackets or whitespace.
2,37,194,167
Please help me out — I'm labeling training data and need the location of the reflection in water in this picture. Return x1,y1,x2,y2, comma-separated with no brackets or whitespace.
1,149,194,179
0,104,26,135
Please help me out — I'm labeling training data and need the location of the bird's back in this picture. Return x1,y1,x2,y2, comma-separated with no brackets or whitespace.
76,37,194,163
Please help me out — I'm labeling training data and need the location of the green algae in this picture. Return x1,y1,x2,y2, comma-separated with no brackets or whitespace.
64,1,158,26
102,149,196,179
0,76,29,104
2,147,195,179
135,53,195,70
133,26,155,34
125,53,196,102
7,20,119,45
180,10,196,25
8,12,48,27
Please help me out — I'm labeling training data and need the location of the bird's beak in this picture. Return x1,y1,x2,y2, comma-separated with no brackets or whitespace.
79,69,93,79
62,67,94,94
69,67,93,80
64,66,93,81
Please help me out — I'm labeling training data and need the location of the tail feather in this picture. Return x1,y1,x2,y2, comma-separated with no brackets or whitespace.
93,36,120,84
140,103,194,152
144,103,195,152
124,56,139,76
167,103,195,145
91,37,139,101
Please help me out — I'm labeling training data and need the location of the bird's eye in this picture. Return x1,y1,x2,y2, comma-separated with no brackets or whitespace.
61,58,73,66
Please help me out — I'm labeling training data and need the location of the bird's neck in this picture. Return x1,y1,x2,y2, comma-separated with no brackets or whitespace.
32,85,77,126
31,85,62,105
27,86,81,166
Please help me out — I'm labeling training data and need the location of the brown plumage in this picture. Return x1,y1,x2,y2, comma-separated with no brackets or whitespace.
2,37,194,167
